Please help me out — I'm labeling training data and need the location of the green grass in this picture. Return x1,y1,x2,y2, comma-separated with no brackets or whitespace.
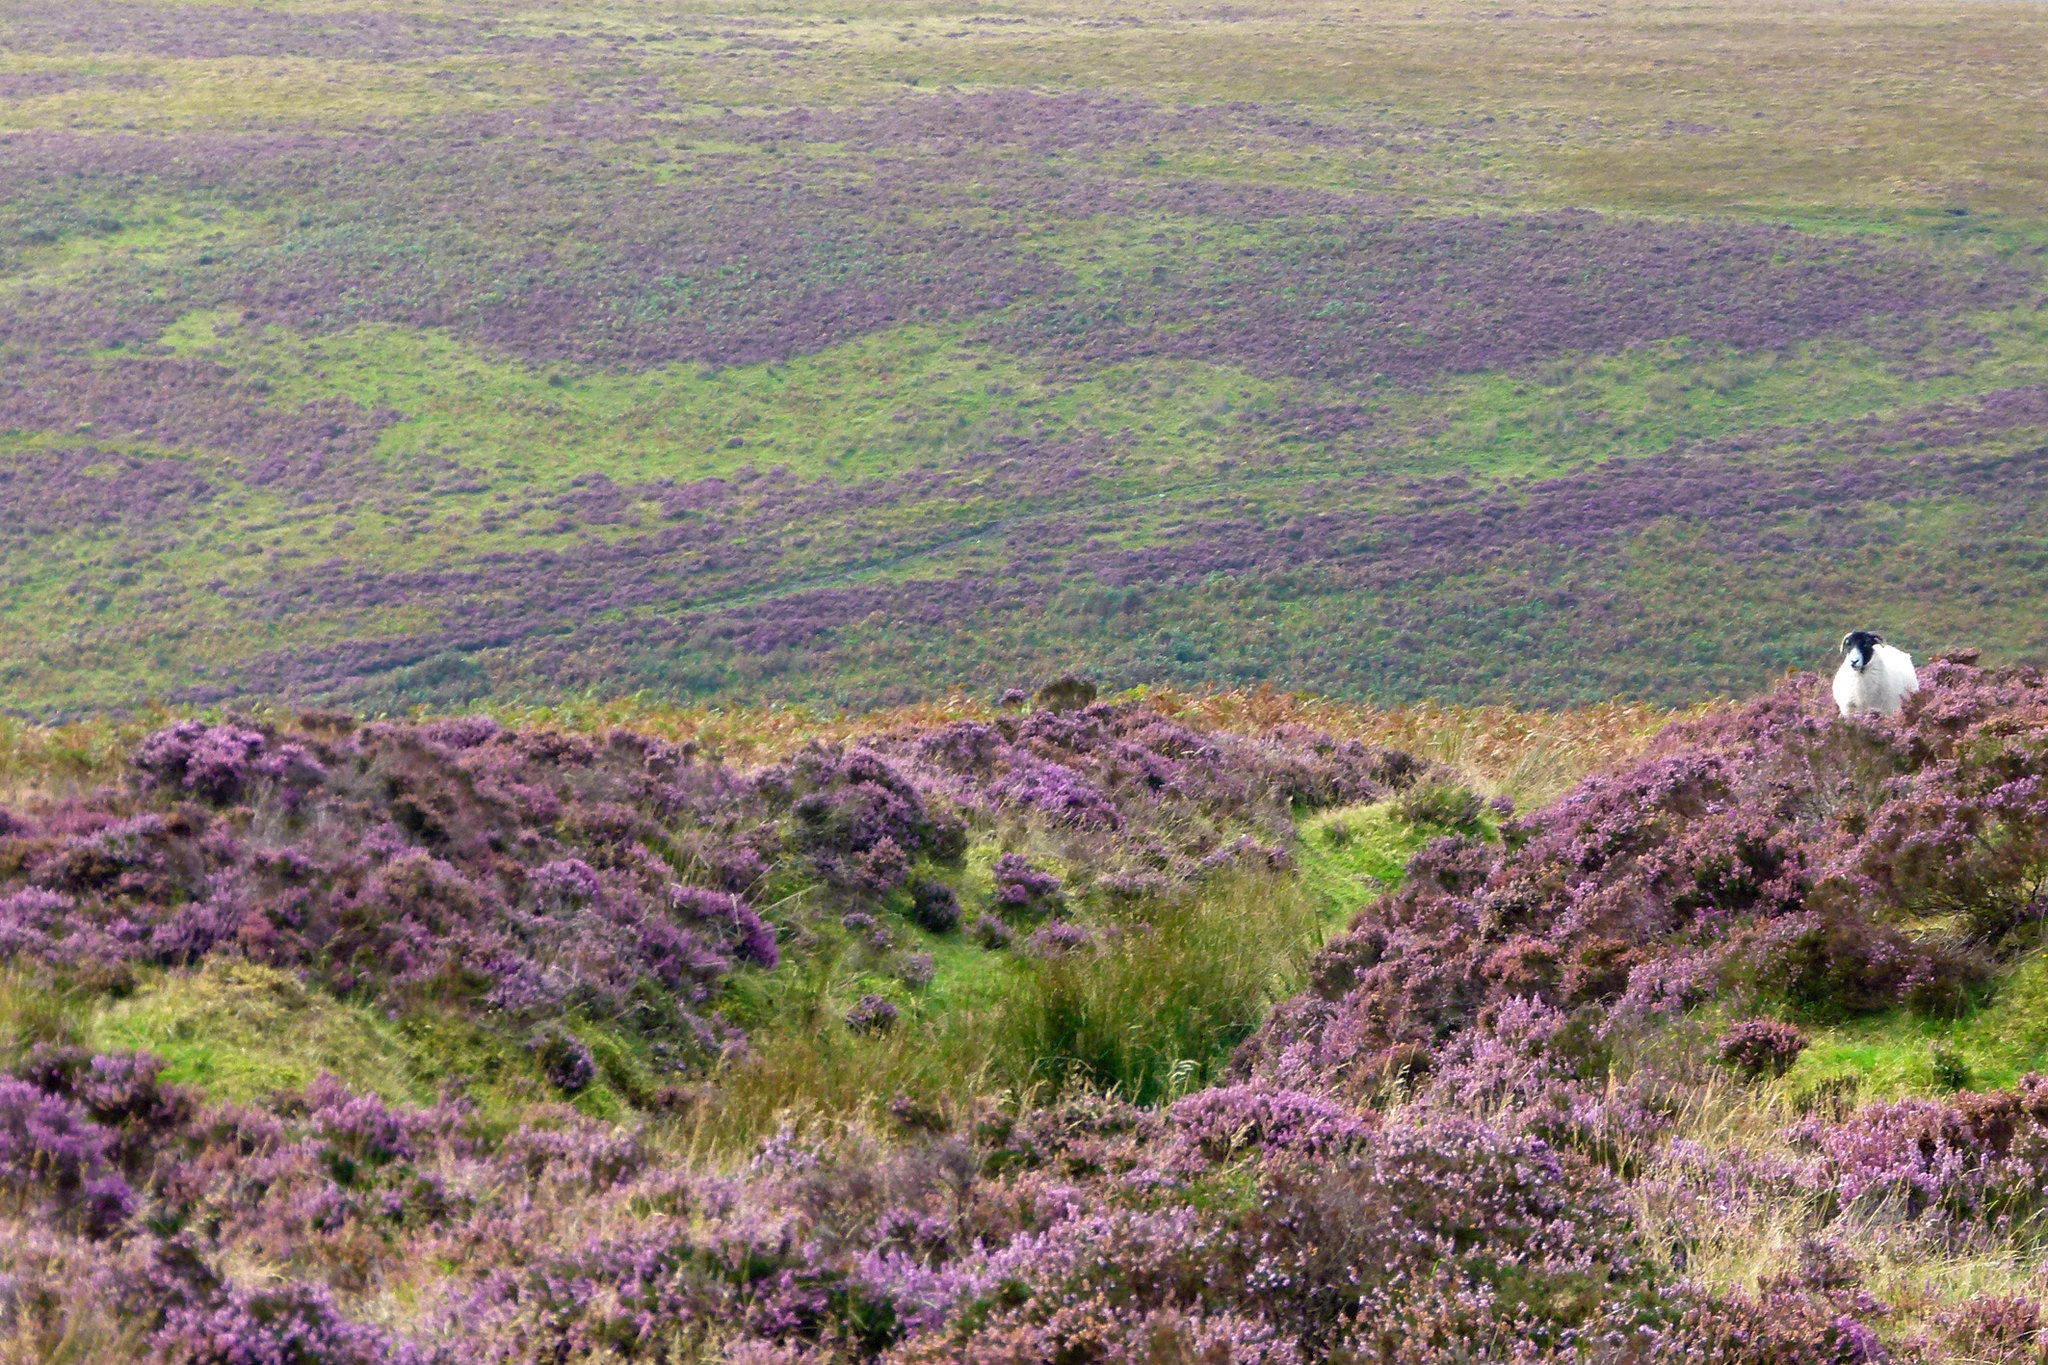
992,871,1325,1104
1296,800,1438,923
88,960,432,1106
0,959,658,1129
1785,951,2048,1102
680,868,1340,1153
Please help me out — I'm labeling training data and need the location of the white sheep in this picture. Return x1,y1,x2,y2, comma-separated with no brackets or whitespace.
1833,630,1919,718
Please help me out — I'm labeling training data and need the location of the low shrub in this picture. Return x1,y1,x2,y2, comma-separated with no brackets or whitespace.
1393,779,1487,835
845,994,899,1034
908,878,961,934
1718,1019,1807,1079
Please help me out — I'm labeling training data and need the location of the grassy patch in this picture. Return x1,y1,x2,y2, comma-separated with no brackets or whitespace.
689,869,1330,1153
87,960,428,1105
1785,950,2048,1102
1296,801,1430,923
990,870,1323,1105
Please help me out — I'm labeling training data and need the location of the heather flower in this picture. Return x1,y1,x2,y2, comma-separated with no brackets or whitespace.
1169,1085,1374,1161
528,1026,597,1093
0,887,67,958
917,722,1007,774
250,743,328,802
133,722,269,803
149,897,242,966
845,994,899,1034
852,836,911,896
970,914,1012,950
0,1076,129,1235
1025,922,1093,957
528,858,600,906
1719,1019,1808,1079
908,878,960,934
991,854,1062,915
154,1281,403,1365
421,715,502,750
672,884,779,968
895,952,936,989
987,757,1122,829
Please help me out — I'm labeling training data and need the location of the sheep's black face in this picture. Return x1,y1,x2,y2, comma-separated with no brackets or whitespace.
1841,630,1881,672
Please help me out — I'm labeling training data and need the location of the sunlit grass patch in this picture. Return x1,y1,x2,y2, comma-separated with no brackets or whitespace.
88,959,431,1106
1785,950,2048,1103
1295,800,1429,921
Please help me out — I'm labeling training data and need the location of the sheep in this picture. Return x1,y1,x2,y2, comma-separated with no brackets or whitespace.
1833,630,1919,718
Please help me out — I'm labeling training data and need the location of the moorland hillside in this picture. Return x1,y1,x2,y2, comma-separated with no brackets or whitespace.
5,662,2048,1360
0,0,2045,714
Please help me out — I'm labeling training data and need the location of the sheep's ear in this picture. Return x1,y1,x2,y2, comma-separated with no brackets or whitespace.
1839,633,1853,652
1871,634,1884,645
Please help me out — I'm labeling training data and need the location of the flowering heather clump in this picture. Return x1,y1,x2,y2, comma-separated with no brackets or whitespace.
154,1283,403,1365
132,721,269,802
0,1077,128,1235
1025,922,1093,957
1237,664,2046,1095
845,994,899,1034
777,746,965,891
528,1026,596,1093
907,878,961,934
1719,1018,1809,1079
1168,1084,1374,1161
991,854,1063,917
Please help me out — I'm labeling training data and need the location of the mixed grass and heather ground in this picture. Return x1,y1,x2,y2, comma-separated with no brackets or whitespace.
7,668,2048,1362
1,0,2046,715
13,2,2048,1362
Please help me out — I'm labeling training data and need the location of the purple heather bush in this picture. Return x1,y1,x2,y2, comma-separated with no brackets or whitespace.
1025,922,1094,958
990,854,1062,917
845,994,899,1034
1168,1084,1374,1162
907,878,961,934
1719,1018,1809,1079
527,1026,597,1094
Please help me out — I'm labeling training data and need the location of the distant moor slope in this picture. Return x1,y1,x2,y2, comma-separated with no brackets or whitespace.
1,0,2045,713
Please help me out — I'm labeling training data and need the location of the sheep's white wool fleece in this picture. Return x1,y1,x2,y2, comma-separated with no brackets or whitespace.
1833,642,1919,717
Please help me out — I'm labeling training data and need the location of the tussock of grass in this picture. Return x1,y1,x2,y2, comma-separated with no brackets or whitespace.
994,871,1324,1105
1296,801,1433,922
690,870,1327,1156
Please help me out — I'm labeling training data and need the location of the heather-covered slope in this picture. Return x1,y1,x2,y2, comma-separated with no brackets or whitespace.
2,0,2047,714
8,665,2048,1361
